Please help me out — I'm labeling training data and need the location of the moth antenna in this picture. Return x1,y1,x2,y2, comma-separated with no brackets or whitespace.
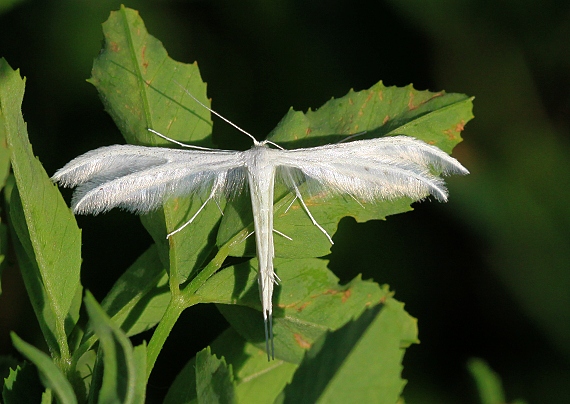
174,80,259,145
265,140,285,150
147,128,218,150
338,130,368,143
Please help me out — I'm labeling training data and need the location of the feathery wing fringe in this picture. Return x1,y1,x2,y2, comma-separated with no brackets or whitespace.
52,134,467,360
52,136,467,215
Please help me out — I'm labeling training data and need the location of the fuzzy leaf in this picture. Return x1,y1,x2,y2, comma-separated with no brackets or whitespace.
0,58,82,358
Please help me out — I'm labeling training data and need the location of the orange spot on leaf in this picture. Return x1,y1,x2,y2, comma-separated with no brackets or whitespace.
141,46,149,71
294,333,312,349
408,92,417,110
342,288,352,303
455,120,466,132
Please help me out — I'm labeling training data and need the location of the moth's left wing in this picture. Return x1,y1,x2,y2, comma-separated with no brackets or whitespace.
52,145,246,215
272,135,468,202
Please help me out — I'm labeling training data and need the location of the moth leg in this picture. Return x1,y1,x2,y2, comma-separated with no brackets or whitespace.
284,195,297,213
291,184,334,245
214,199,224,215
166,193,214,238
273,228,292,240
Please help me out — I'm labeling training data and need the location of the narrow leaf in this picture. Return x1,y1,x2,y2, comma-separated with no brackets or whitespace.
84,292,146,404
468,358,527,404
10,334,77,404
0,58,82,358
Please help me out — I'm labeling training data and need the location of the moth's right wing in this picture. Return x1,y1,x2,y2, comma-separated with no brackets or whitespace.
273,135,468,203
52,145,246,215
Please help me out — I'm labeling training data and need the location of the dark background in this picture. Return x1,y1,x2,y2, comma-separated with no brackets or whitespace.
1,0,570,402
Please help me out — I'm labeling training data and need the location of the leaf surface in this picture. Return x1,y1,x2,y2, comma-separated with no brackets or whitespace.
1,58,82,359
84,293,146,404
10,334,77,404
195,347,236,404
90,6,220,284
280,300,418,403
198,257,393,363
218,83,473,257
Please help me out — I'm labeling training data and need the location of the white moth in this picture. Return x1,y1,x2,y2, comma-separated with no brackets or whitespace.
52,91,468,359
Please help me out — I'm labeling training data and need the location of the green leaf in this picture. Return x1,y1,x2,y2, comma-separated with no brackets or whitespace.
0,58,82,361
10,334,77,404
218,83,473,257
214,328,298,403
197,257,393,363
100,244,169,337
163,357,197,404
468,358,527,404
279,299,418,404
0,220,8,295
2,362,44,404
166,328,298,404
195,347,236,404
84,292,146,404
89,6,220,284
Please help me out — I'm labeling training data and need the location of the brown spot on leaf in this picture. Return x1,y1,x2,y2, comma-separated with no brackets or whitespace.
324,289,339,296
305,128,312,136
444,128,458,140
408,92,417,110
383,115,390,125
342,288,352,303
110,42,120,52
455,120,466,132
141,46,149,71
294,333,312,349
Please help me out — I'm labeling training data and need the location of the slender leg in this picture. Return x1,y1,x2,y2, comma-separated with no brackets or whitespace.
166,193,214,238
291,184,334,245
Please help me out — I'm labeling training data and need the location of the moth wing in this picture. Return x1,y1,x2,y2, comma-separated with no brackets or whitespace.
274,136,468,202
52,145,246,214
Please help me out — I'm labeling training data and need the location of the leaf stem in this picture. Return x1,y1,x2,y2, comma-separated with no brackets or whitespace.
145,228,249,378
145,294,185,379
